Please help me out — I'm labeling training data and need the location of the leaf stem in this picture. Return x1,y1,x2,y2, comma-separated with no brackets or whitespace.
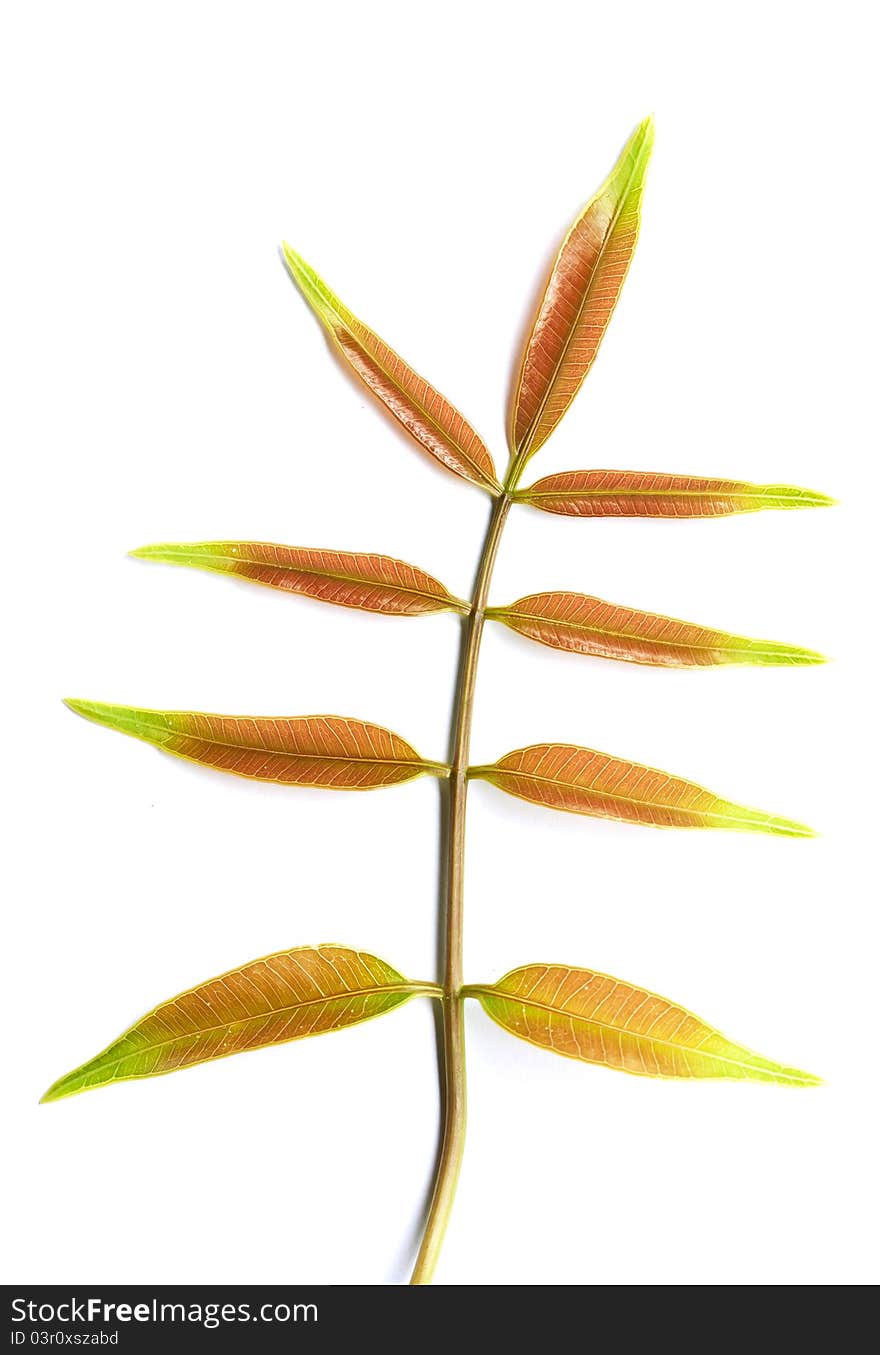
410,486,513,1285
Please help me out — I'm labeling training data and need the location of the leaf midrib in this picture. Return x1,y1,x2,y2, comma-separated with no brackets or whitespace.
477,762,761,828
522,486,799,501
73,985,423,1079
494,604,790,655
158,550,461,611
109,718,433,772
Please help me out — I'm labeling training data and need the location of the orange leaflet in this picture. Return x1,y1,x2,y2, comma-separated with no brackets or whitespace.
486,592,825,667
469,744,813,836
64,702,447,788
510,118,654,463
515,469,835,517
131,542,466,616
464,965,818,1084
282,246,500,493
43,946,440,1101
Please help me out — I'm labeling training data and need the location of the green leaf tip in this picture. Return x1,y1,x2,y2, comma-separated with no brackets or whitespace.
777,647,828,666
796,489,837,508
732,640,829,667
281,242,320,282
41,1053,125,1104
635,112,655,145
40,1078,75,1105
64,697,105,720
63,698,171,745
128,542,209,565
718,802,818,838
765,819,818,840
129,543,169,559
280,243,329,317
64,697,114,720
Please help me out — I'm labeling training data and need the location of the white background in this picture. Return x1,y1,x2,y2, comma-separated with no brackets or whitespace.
2,0,877,1287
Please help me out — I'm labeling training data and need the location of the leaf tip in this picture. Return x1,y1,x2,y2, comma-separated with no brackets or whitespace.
789,486,837,510
63,698,149,743
775,1063,824,1088
280,243,337,332
280,241,310,283
724,798,818,839
128,542,190,564
765,644,829,667
624,113,655,165
63,697,95,720
755,1059,824,1087
772,817,819,840
41,1062,99,1103
40,1075,71,1105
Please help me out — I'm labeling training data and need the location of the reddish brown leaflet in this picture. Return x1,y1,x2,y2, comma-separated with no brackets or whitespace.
132,541,465,616
64,702,445,788
516,470,833,517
